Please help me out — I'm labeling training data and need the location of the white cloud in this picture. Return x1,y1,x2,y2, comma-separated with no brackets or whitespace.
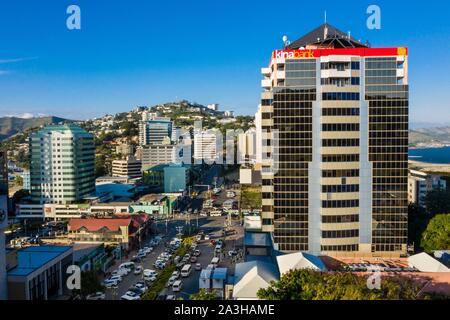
0,57,37,64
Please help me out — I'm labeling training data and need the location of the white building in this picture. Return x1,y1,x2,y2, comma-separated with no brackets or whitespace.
408,169,446,207
207,103,219,111
141,144,176,170
238,128,256,164
29,124,96,205
194,131,222,164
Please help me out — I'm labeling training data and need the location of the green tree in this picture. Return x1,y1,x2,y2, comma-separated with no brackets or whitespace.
190,289,219,300
78,270,104,297
421,214,450,252
257,269,426,300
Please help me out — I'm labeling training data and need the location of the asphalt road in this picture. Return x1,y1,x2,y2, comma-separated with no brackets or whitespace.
105,213,244,300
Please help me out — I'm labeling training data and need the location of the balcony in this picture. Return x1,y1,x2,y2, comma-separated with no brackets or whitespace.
261,67,271,76
261,79,272,89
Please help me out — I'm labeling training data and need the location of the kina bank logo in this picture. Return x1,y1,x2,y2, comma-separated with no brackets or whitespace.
274,50,315,59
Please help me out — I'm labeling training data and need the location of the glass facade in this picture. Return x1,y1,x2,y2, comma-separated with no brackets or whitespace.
366,57,409,253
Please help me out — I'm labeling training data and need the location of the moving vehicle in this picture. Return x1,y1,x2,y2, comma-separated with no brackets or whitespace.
195,263,202,271
190,256,197,263
181,264,192,277
172,280,183,292
171,271,180,279
194,249,201,256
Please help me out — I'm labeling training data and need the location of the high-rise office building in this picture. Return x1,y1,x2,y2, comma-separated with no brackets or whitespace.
194,131,221,164
260,24,408,257
30,124,96,204
0,151,9,299
139,114,173,146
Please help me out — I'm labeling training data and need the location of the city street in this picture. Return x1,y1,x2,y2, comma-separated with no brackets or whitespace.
104,213,244,300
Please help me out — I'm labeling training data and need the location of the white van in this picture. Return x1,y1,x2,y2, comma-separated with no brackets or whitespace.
172,280,183,292
211,257,220,265
181,264,192,277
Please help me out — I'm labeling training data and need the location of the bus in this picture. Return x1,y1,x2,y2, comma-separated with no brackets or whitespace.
181,264,192,277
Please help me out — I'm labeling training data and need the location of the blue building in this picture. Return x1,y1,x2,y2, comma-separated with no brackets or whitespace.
7,245,73,300
163,164,189,193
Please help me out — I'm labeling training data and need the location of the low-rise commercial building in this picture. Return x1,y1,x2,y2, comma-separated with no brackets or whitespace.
408,169,446,207
112,156,142,179
67,214,150,250
7,246,73,300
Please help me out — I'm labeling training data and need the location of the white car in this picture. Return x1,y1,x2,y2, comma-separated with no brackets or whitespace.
204,234,210,240
171,271,180,279
134,266,143,275
86,292,105,300
143,269,157,277
113,268,128,277
166,275,178,287
109,275,122,283
121,291,141,301
103,279,119,288
166,295,176,300
134,282,148,293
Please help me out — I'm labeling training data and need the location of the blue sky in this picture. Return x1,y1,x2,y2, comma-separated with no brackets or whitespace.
0,0,449,122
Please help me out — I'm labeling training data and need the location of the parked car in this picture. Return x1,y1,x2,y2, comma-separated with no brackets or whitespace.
171,271,180,279
104,279,119,288
109,275,123,283
194,249,201,256
204,234,210,240
172,280,183,292
121,291,141,300
133,281,148,294
86,292,105,300
166,295,176,300
134,266,143,275
166,275,178,287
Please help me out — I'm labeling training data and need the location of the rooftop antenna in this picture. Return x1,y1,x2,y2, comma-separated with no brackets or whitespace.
324,11,327,24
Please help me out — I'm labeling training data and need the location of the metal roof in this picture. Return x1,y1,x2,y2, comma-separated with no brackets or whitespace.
8,246,72,277
286,23,368,49
244,232,271,247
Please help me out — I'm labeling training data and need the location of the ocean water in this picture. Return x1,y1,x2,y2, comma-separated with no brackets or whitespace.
408,146,450,164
